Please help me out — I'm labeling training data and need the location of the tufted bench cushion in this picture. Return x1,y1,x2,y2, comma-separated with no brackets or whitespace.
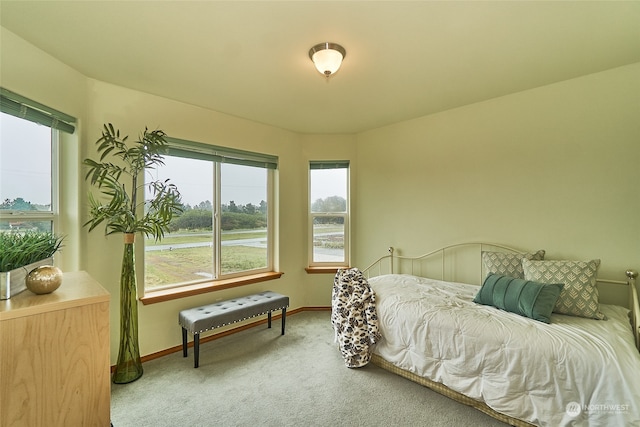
179,291,289,368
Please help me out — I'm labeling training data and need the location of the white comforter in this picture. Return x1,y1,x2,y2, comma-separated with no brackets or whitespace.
369,274,640,427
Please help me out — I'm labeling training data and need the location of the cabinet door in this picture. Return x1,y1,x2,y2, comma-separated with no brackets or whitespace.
0,301,110,426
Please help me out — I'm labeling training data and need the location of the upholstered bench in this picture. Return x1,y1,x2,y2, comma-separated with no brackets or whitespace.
178,291,289,368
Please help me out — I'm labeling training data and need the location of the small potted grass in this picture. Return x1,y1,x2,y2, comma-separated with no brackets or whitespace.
0,230,64,299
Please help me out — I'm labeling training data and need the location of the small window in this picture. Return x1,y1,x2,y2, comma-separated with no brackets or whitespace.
309,161,349,267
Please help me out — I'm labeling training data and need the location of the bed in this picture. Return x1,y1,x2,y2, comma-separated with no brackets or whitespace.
361,243,640,427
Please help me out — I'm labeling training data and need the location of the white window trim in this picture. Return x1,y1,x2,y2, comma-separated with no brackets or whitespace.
142,150,276,294
211,163,276,281
307,164,350,268
308,212,350,268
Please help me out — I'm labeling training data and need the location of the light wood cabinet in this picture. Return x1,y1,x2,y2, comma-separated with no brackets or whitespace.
1,271,110,426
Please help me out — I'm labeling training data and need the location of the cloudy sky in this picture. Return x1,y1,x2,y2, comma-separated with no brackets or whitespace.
2,112,347,209
1,112,52,206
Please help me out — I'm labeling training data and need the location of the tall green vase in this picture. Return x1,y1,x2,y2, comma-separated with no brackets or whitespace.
112,233,143,384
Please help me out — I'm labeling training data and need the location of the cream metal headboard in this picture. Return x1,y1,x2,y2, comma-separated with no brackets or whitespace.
362,242,524,284
362,243,640,352
625,270,640,350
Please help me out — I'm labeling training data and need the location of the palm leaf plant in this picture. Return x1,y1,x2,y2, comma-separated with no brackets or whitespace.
84,123,182,384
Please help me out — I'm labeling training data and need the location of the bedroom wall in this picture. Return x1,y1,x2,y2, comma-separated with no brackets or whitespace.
4,24,638,360
354,62,640,306
82,80,313,361
1,27,328,362
300,133,358,306
0,27,86,274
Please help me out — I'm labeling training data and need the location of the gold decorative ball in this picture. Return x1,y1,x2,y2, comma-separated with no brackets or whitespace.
25,265,63,295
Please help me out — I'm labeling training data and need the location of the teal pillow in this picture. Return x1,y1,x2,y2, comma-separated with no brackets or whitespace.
473,274,564,323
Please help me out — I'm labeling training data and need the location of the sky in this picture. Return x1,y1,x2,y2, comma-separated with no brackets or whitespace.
310,168,347,202
0,113,52,205
152,156,347,207
148,156,268,207
1,112,348,208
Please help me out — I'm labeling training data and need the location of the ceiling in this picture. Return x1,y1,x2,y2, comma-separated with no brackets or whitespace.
1,1,639,134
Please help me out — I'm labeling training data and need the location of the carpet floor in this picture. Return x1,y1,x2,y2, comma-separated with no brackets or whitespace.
111,311,507,427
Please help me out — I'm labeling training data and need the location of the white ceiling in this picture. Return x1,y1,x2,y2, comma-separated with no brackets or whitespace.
1,1,639,134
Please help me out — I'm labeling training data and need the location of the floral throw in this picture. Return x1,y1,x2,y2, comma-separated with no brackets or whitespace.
331,268,381,368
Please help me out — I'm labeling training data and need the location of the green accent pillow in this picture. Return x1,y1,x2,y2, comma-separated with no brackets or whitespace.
473,274,564,323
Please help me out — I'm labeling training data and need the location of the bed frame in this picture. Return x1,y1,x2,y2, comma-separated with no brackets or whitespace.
362,243,640,427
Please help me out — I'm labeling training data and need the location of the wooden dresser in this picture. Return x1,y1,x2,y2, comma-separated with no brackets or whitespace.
0,271,111,426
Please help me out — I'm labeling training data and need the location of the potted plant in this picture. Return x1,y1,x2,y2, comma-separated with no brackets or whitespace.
0,230,64,299
84,123,182,384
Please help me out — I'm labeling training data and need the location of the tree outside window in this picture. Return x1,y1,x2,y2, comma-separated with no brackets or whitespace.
144,146,274,291
309,161,349,266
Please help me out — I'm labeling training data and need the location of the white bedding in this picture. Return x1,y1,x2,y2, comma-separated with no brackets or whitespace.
369,274,640,427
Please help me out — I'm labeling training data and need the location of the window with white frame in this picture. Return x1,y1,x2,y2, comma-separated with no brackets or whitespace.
309,161,349,267
0,89,76,235
143,137,276,291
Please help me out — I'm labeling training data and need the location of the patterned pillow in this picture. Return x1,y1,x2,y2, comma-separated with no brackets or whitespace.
522,259,605,320
482,250,545,279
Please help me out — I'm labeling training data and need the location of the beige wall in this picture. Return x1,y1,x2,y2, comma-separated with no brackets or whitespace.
3,25,639,361
1,27,340,362
82,80,315,360
355,62,640,305
0,28,86,273
300,134,357,306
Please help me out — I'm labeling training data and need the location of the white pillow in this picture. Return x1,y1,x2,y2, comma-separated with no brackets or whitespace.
522,258,604,320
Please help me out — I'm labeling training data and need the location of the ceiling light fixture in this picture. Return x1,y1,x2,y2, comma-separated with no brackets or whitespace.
308,42,346,77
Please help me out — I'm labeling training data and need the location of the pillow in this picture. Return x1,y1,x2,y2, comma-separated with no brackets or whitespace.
482,250,545,279
473,274,563,323
522,259,605,320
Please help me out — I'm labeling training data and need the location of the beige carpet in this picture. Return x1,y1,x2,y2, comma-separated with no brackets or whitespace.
110,311,507,427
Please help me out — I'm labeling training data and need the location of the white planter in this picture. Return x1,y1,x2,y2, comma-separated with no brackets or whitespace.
0,257,54,300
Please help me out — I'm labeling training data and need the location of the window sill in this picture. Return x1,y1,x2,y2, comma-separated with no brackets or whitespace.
140,271,284,305
305,266,349,274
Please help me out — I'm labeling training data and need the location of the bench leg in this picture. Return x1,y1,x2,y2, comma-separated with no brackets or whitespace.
268,311,272,329
182,328,188,357
281,308,286,335
194,333,200,368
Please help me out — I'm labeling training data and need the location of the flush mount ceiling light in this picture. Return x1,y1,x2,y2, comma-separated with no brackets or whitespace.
308,42,346,77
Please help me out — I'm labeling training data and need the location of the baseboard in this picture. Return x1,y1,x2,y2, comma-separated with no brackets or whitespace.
110,306,331,371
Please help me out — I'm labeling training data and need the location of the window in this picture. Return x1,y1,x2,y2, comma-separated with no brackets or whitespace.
144,138,276,292
309,161,350,267
0,89,76,234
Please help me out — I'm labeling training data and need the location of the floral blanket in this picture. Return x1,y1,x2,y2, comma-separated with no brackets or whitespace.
331,268,381,368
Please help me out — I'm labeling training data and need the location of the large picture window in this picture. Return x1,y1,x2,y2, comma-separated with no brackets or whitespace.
309,161,349,267
144,138,276,291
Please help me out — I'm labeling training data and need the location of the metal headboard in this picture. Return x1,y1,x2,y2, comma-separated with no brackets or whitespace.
362,243,640,352
362,242,524,284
